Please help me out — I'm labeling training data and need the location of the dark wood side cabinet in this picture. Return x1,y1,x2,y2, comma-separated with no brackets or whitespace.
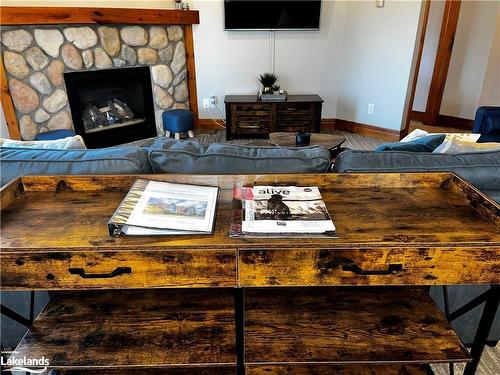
224,95,323,140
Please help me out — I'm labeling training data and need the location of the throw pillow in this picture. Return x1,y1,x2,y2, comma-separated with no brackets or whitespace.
399,129,429,142
0,135,86,150
374,134,445,153
433,139,500,154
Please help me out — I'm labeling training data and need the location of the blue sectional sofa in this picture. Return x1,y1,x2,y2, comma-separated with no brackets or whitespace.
333,149,500,203
0,137,332,187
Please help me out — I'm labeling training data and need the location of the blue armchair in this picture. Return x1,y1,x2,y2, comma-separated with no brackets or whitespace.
474,106,500,143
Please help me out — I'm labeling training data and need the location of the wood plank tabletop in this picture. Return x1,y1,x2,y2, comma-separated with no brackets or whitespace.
1,173,498,251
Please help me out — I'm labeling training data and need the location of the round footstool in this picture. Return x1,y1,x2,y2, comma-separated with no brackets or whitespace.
162,109,195,139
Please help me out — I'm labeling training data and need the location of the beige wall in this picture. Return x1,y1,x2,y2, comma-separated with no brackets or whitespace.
441,0,500,119
337,0,422,131
412,0,445,112
1,0,423,132
479,10,500,106
412,1,500,119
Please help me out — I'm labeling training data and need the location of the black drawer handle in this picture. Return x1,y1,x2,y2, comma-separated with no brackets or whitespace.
68,267,132,279
342,263,403,276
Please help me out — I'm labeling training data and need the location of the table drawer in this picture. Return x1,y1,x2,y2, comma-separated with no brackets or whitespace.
1,249,237,290
238,247,500,286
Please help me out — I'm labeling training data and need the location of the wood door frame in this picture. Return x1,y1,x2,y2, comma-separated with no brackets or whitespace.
0,6,200,139
424,0,461,125
400,0,432,139
401,0,462,137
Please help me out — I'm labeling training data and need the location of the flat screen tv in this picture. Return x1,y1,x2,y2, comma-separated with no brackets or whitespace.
224,0,322,31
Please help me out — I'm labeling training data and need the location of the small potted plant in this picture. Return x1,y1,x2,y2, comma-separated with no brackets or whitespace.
258,73,279,95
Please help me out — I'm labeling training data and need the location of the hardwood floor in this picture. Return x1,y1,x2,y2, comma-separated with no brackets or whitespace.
192,127,386,151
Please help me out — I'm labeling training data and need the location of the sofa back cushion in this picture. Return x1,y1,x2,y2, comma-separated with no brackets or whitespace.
333,150,500,203
0,146,152,186
374,134,445,152
148,138,331,174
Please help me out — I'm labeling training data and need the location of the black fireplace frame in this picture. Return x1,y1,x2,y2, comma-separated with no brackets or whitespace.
64,66,157,148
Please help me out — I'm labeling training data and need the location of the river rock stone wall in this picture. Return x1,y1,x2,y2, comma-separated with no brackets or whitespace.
1,25,189,140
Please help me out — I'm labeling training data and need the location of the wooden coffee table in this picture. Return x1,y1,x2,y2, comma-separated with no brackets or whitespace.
2,173,499,375
269,132,346,153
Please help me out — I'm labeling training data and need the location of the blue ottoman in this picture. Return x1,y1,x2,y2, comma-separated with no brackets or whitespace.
162,109,195,139
35,129,76,141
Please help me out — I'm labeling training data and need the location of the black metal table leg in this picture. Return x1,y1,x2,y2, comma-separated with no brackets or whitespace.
442,286,455,375
463,285,499,375
235,288,245,375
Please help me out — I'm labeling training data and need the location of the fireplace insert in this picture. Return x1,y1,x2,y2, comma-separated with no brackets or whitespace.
65,66,157,148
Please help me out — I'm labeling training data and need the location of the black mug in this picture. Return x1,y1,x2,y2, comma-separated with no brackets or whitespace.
296,131,311,146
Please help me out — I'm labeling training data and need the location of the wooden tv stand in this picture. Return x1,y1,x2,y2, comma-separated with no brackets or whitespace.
224,94,323,140
1,173,499,374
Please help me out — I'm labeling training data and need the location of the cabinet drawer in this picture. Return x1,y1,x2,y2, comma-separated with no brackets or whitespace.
276,103,315,131
1,249,237,290
238,247,500,286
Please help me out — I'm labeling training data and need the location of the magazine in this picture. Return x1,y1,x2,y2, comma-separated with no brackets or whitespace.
230,185,336,238
108,179,218,236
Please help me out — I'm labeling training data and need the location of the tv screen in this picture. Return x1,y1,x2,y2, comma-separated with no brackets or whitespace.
224,0,322,30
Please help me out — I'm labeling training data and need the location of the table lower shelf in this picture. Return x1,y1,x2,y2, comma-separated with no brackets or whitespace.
9,287,469,371
246,364,434,374
245,287,469,365
10,289,236,368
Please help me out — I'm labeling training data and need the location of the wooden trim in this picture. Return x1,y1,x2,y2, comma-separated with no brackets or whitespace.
0,6,199,25
334,119,400,142
410,110,425,122
437,114,473,130
184,25,199,125
401,0,432,140
197,119,226,130
411,111,473,130
424,0,462,126
320,118,336,130
0,56,20,140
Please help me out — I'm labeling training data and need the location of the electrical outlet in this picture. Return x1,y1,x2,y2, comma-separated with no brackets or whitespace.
203,98,210,109
368,103,375,115
210,96,217,108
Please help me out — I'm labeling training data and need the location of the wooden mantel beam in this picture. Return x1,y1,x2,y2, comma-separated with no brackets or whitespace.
0,6,199,25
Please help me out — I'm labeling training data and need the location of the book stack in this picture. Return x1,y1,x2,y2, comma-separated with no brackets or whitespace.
230,185,336,238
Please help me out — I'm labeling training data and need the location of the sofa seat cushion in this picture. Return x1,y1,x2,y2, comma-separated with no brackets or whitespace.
0,146,152,186
333,150,500,203
148,138,331,174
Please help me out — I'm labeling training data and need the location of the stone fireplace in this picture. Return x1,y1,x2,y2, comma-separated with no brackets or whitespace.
2,23,190,143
